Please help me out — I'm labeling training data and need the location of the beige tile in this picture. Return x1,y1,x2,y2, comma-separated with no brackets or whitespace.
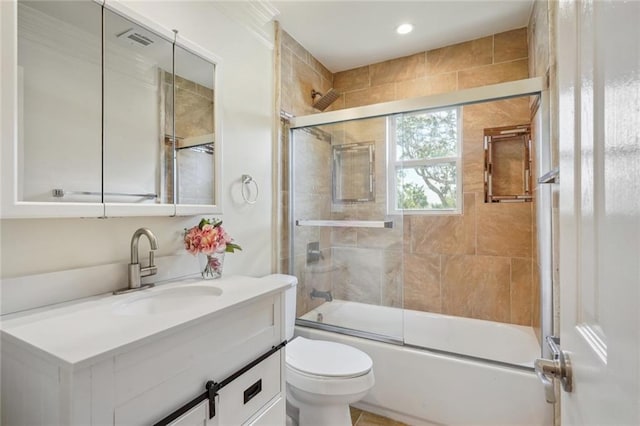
403,216,412,253
357,226,403,250
462,98,531,193
403,253,441,312
494,28,528,63
292,130,332,196
529,1,550,78
382,250,403,308
532,261,542,343
463,98,532,134
196,84,213,100
370,53,425,86
355,412,407,426
310,55,333,83
280,191,289,260
174,74,196,92
334,66,370,92
341,116,386,143
175,86,214,139
441,255,511,322
476,201,532,258
282,30,309,63
293,255,309,315
291,55,322,115
458,59,529,90
412,193,476,255
345,84,396,108
491,136,529,196
395,72,457,100
532,194,538,263
280,47,293,113
305,252,333,291
426,36,493,74
511,257,533,325
279,256,289,275
331,247,382,305
331,225,358,247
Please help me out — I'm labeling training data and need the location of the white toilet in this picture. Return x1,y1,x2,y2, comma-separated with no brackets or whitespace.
272,274,375,426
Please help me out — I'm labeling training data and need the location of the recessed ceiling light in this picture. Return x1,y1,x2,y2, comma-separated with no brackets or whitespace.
396,23,413,35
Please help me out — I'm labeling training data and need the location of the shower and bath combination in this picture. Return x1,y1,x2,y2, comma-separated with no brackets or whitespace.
287,77,553,424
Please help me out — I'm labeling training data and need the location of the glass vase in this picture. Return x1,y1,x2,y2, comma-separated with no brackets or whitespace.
198,250,225,280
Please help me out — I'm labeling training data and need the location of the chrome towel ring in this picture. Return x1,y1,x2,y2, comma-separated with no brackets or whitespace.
241,174,259,204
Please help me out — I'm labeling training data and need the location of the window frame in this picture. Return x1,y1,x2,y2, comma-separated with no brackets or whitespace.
387,106,463,215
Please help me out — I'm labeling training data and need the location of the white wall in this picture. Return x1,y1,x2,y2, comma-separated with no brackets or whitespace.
0,1,274,283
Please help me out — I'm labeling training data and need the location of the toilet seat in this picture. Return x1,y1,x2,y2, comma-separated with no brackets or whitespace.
285,337,375,397
286,336,373,378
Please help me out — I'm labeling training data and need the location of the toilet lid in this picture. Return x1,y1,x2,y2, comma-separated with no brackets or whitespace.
286,337,373,378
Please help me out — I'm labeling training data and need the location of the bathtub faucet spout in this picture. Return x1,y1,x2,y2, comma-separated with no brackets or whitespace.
310,288,333,302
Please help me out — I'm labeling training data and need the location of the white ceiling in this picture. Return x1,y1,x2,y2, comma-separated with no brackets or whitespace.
271,1,534,73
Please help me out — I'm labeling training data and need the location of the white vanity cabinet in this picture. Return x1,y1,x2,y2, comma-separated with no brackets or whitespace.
0,277,289,426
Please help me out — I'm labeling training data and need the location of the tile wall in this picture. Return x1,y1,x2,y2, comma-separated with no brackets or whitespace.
279,26,539,327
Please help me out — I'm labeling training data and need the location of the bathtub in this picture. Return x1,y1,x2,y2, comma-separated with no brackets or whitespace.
297,300,552,426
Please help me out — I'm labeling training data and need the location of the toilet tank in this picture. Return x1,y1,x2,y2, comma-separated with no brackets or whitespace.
263,274,298,341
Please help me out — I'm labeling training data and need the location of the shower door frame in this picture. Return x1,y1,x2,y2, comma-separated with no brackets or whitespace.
288,76,552,357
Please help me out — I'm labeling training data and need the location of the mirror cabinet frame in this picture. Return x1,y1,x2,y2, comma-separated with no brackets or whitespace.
0,0,223,218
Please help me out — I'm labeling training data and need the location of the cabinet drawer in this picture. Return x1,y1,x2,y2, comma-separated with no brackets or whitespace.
217,351,281,426
167,400,211,426
244,397,284,426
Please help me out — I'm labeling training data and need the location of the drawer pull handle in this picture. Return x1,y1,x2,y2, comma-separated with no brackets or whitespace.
244,379,262,404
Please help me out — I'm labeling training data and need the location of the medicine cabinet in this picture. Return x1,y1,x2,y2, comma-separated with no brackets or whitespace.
0,0,221,218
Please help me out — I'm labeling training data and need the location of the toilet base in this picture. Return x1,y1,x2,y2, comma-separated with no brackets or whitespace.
287,386,360,426
299,403,352,426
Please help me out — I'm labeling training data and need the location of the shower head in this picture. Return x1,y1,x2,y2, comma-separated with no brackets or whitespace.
311,88,340,111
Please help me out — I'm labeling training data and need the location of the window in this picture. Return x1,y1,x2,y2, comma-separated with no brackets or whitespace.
388,107,462,214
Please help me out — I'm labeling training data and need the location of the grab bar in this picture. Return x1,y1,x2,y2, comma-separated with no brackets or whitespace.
296,219,393,229
52,189,157,199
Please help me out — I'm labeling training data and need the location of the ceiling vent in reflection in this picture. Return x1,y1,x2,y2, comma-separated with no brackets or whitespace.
116,28,155,47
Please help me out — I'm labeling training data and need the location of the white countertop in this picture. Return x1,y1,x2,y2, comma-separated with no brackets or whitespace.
0,275,292,370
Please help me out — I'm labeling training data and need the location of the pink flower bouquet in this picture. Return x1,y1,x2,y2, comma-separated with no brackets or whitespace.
184,218,242,255
184,218,241,279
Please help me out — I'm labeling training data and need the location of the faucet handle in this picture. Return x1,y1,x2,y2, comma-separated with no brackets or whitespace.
148,250,155,267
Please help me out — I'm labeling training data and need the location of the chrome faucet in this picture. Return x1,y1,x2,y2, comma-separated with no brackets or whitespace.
310,288,333,302
113,228,159,295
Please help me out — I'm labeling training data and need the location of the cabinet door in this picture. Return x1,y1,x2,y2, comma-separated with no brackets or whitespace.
217,352,281,426
167,401,217,426
102,6,175,216
172,41,221,216
1,0,104,218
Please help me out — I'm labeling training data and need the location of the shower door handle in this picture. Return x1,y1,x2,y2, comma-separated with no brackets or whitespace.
534,336,573,403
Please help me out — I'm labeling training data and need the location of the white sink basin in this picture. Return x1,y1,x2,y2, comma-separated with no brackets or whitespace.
113,285,223,315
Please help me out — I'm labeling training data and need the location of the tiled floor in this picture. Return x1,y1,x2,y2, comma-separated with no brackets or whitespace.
350,407,408,426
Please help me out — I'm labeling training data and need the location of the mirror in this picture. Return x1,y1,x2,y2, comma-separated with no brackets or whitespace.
17,0,102,203
103,8,174,205
11,0,218,216
173,45,216,206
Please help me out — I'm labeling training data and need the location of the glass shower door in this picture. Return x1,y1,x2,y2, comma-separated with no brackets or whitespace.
290,116,404,343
